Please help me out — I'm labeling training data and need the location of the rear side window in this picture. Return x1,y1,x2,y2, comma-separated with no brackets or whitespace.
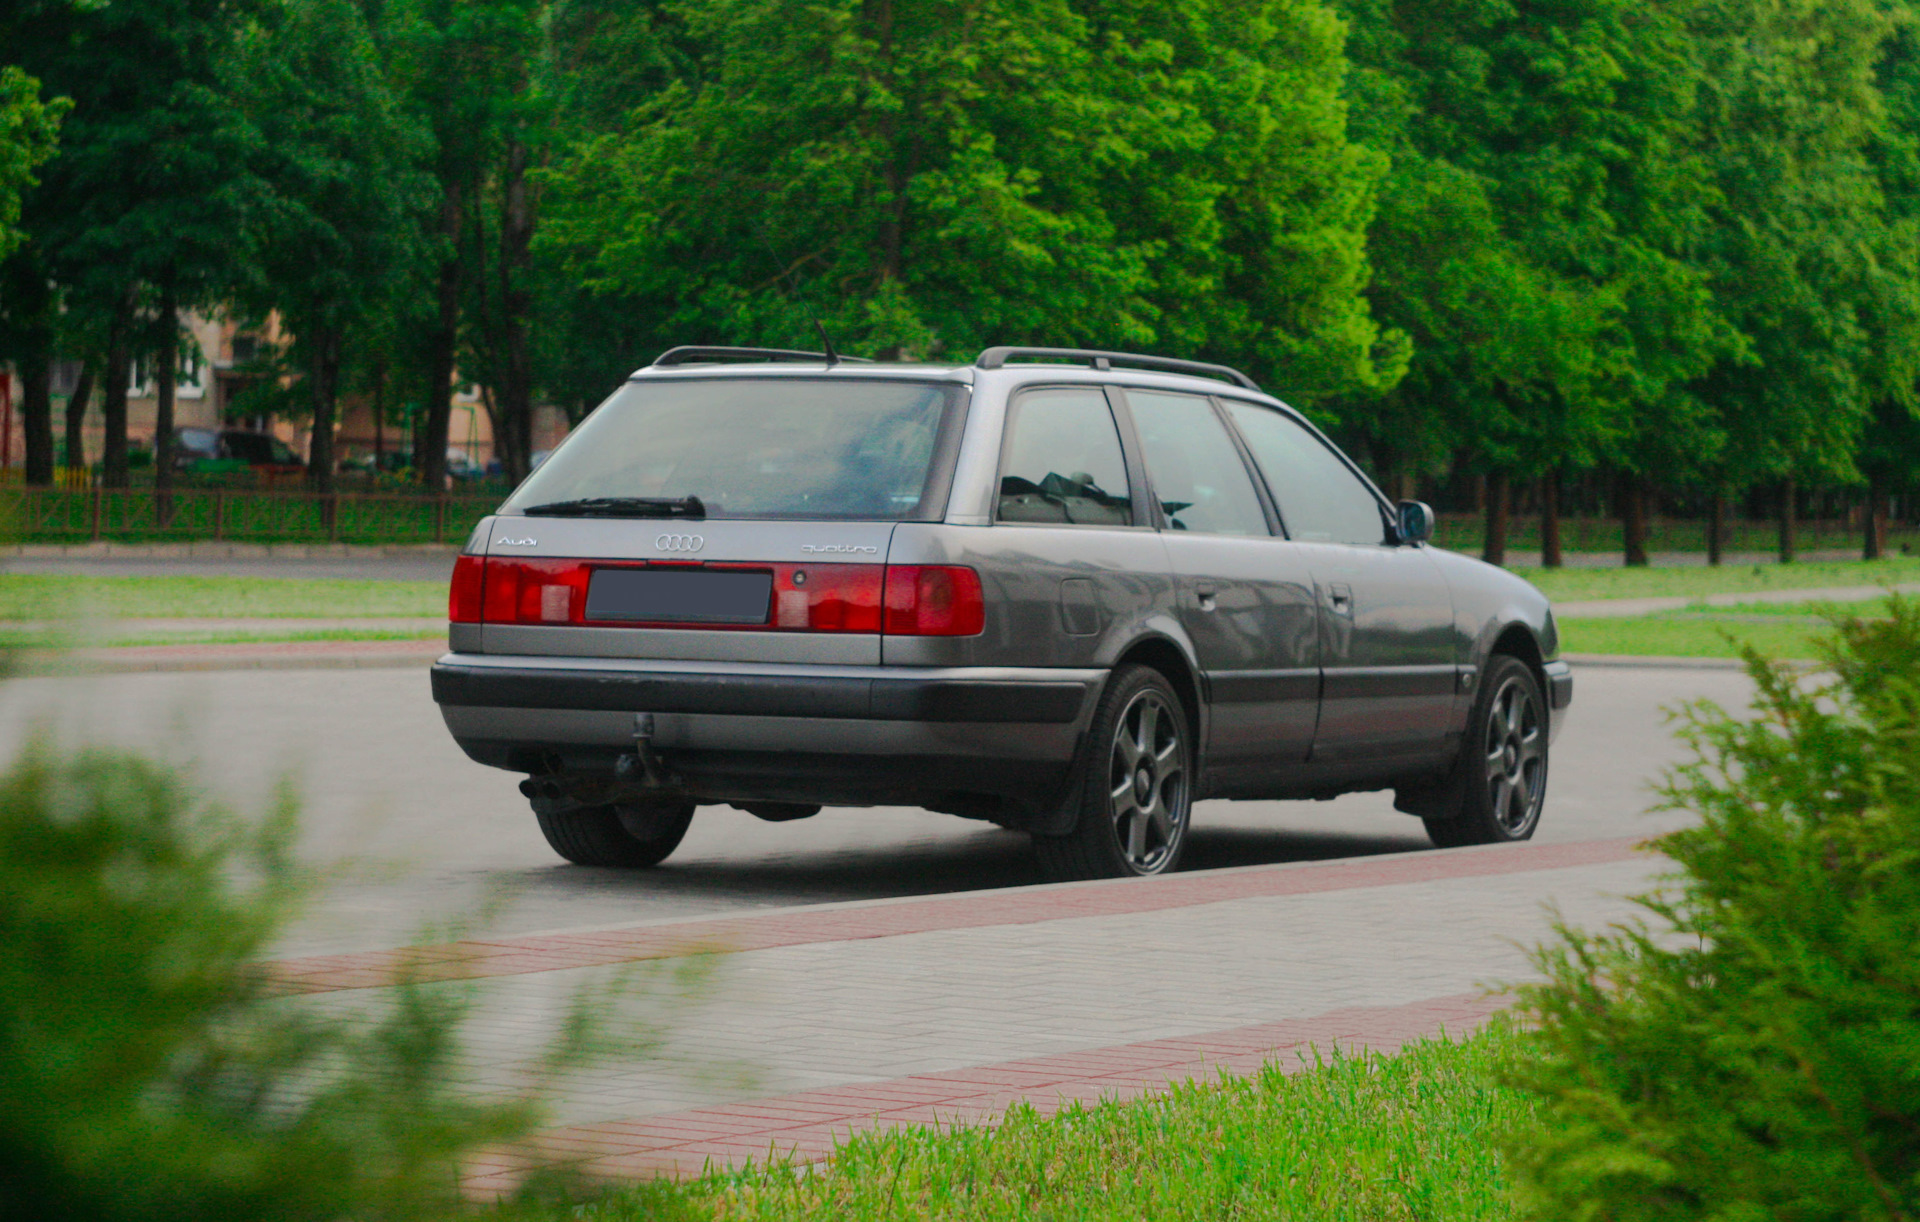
1125,391,1269,536
997,389,1133,526
504,378,961,521
1224,402,1386,544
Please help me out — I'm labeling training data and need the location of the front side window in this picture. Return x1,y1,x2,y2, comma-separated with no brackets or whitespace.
997,388,1133,526
1225,402,1386,545
1125,390,1269,536
504,378,961,520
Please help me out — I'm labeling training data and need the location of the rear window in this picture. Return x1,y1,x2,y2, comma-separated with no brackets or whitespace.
504,377,963,521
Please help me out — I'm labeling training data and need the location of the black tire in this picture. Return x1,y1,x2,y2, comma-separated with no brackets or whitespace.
1033,664,1194,881
534,800,696,868
1423,654,1548,848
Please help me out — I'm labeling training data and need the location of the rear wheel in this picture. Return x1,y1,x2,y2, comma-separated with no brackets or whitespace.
534,800,696,868
1033,664,1193,881
1423,655,1547,848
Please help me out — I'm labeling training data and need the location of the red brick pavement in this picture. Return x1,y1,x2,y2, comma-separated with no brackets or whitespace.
265,836,1650,996
463,989,1509,1192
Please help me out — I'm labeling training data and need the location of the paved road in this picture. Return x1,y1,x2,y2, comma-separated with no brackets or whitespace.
0,663,1746,957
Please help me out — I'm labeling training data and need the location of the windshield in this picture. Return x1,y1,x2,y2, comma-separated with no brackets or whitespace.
504,377,963,521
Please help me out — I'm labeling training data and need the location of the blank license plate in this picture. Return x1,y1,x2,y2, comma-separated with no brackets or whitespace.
585,568,773,625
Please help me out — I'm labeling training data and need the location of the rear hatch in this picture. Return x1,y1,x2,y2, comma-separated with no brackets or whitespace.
453,372,971,666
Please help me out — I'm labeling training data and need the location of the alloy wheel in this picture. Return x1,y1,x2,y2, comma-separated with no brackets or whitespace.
1106,690,1189,873
1483,675,1545,836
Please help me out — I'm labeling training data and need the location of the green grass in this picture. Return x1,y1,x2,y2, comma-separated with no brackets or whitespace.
1517,556,1920,603
0,627,443,650
0,575,444,620
578,1024,1533,1222
1559,615,1830,658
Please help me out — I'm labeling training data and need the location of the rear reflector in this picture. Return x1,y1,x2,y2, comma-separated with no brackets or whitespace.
454,557,979,635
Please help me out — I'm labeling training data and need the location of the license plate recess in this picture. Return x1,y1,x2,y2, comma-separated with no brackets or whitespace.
584,568,773,625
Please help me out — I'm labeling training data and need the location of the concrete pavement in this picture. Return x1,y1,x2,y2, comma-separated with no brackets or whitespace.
269,838,1660,1185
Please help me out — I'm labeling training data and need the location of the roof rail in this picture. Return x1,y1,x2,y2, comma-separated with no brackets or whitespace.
651,345,874,368
974,346,1260,391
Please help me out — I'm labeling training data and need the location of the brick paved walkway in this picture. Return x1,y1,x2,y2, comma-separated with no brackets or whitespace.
258,837,1666,1189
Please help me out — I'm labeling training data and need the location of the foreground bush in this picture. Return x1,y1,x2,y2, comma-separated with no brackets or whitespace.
0,739,608,1221
1508,596,1920,1219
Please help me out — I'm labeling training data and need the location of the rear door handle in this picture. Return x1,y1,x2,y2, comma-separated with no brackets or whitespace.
1328,583,1353,616
1195,582,1218,611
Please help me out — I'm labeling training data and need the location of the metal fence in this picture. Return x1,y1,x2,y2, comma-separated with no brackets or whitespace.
2,488,504,546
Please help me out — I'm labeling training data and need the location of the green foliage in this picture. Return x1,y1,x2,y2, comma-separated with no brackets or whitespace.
0,66,61,262
0,730,709,1220
538,0,1401,406
0,739,534,1219
1507,596,1920,1218
583,1024,1535,1222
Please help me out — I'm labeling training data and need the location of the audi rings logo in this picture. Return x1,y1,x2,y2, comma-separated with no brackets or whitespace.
654,533,705,553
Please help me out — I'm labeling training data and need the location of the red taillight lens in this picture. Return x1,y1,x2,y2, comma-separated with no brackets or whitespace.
771,564,883,632
884,565,985,636
449,555,485,623
481,558,593,625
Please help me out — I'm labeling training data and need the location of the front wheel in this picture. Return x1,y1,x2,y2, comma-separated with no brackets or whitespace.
1033,664,1193,881
534,800,696,868
1424,655,1548,848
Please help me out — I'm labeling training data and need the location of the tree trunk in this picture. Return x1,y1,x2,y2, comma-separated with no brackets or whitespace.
101,298,133,489
494,137,537,483
1777,477,1796,563
372,360,386,480
1865,479,1889,561
1482,469,1510,567
63,361,92,475
308,327,340,496
419,185,462,490
1539,471,1563,568
1621,475,1650,567
1707,494,1726,566
20,353,53,487
153,288,177,502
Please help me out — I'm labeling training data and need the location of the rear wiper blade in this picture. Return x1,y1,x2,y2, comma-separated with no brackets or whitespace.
520,495,707,519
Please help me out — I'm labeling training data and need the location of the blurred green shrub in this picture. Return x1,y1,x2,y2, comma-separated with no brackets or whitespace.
1507,596,1920,1219
0,738,662,1220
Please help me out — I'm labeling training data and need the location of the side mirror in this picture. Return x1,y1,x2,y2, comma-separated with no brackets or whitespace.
1397,500,1435,545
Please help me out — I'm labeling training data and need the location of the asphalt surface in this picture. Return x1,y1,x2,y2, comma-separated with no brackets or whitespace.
0,662,1746,957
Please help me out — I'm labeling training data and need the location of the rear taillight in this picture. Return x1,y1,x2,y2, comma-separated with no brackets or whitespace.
451,557,981,635
884,565,986,636
449,554,484,623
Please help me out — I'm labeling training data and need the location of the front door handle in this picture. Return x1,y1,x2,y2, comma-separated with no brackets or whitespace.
1328,583,1353,616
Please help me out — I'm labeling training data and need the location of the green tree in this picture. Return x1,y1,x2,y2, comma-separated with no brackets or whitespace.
1334,0,1732,567
539,0,1398,402
0,67,60,261
1682,0,1912,563
229,0,434,495
1,0,269,488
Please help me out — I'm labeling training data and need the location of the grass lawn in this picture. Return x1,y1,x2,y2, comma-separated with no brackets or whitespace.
579,1024,1533,1222
1515,555,1920,603
0,574,444,620
1559,615,1829,659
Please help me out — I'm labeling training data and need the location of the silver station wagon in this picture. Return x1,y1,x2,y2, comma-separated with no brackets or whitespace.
432,346,1573,880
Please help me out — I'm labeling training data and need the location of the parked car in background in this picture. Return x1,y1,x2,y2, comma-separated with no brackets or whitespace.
174,428,305,483
432,345,1573,882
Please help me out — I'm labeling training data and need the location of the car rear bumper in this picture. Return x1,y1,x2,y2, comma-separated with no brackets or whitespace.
431,653,1104,807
